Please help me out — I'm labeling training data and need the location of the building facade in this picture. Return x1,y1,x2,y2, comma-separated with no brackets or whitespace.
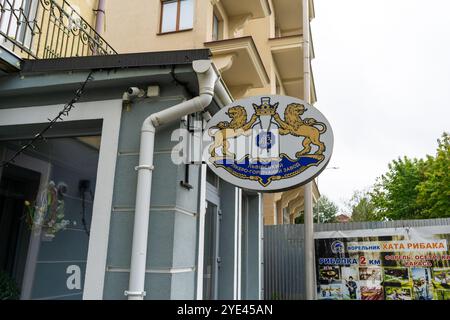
0,0,319,300
99,0,320,226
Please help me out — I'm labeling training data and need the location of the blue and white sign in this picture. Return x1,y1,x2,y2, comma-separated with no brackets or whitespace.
204,95,334,192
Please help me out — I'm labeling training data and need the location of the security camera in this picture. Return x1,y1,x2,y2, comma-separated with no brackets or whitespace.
127,87,145,98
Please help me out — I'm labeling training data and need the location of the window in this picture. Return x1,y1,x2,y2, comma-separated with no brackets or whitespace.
160,0,194,33
212,13,219,41
211,7,226,41
0,121,102,299
0,0,38,50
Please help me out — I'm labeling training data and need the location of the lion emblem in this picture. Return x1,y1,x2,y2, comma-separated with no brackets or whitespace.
208,106,257,160
273,103,326,158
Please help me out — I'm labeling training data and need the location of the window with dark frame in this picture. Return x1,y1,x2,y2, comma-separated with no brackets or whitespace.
160,0,194,34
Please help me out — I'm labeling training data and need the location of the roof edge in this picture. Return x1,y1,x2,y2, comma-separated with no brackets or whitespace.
20,49,211,74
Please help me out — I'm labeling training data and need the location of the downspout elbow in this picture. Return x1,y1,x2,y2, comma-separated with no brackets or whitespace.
142,116,156,134
148,60,218,128
193,60,218,97
196,93,214,111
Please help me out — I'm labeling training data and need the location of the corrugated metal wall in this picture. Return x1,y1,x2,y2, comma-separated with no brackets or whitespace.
263,218,450,300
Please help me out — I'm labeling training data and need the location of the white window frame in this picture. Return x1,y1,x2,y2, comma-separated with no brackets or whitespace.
0,99,122,300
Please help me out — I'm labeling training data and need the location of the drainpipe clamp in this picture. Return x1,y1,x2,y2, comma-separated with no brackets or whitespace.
135,165,154,171
124,290,146,297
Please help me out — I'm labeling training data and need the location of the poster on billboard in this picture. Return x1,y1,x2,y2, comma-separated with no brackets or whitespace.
315,226,450,300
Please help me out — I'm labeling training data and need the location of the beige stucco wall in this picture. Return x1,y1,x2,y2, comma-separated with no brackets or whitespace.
243,16,272,77
68,0,97,27
103,0,212,53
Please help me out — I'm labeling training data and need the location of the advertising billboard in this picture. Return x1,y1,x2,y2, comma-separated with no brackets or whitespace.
315,227,450,300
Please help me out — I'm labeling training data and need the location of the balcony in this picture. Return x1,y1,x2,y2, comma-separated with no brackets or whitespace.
271,0,315,37
269,33,316,102
0,0,116,72
205,36,269,99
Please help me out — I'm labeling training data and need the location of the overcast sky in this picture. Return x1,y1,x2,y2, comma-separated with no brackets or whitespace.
311,0,450,212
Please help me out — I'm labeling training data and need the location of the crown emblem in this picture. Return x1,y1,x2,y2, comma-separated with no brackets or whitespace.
252,97,279,116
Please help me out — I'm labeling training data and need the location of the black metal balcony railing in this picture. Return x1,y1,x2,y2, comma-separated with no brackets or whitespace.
0,0,117,59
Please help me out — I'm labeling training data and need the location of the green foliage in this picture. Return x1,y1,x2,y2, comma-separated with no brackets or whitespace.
350,132,449,221
0,271,20,300
294,196,339,224
346,190,381,222
314,195,339,223
294,212,304,224
371,156,425,220
416,133,450,218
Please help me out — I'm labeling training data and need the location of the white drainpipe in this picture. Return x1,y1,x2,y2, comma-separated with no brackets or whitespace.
125,60,219,300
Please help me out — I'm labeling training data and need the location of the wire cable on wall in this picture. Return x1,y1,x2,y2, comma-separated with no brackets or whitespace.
0,70,96,168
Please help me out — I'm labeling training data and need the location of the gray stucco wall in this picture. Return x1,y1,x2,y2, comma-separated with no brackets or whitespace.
102,86,203,299
242,194,262,299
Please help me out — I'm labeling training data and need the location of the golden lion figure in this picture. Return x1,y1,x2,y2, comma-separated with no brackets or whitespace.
208,106,257,160
273,103,327,158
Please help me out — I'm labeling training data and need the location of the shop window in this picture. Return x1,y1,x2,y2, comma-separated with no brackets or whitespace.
0,120,101,300
160,0,194,34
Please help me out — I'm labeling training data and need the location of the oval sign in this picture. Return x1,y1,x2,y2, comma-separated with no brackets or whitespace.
203,95,334,192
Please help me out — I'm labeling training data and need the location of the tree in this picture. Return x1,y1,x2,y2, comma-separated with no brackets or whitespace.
370,156,425,220
369,132,449,220
346,190,381,222
293,195,339,224
314,195,339,223
416,133,450,218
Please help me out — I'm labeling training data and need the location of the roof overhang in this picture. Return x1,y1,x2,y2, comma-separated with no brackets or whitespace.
214,0,271,19
0,49,216,103
205,37,269,99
